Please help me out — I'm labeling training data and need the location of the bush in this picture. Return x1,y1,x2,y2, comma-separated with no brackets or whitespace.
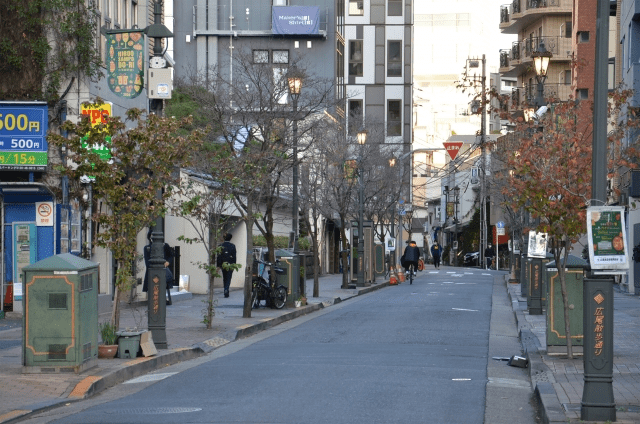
253,235,310,251
99,321,118,345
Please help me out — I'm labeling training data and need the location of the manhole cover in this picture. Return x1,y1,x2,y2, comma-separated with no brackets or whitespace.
107,407,202,414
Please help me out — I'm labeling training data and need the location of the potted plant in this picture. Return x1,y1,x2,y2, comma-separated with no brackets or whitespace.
294,296,302,308
98,321,119,359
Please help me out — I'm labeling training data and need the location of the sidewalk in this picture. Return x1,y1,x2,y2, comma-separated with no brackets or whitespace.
0,273,389,424
508,279,640,423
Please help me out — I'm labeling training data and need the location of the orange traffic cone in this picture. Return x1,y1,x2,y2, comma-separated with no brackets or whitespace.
397,266,405,283
389,274,398,285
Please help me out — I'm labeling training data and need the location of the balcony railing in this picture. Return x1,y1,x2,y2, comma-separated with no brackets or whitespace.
512,0,521,13
526,0,561,10
500,5,510,24
509,83,572,110
509,36,572,63
500,50,510,69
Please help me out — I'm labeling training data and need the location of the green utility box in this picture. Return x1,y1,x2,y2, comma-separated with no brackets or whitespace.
374,244,386,281
22,254,99,373
274,249,300,308
545,255,587,355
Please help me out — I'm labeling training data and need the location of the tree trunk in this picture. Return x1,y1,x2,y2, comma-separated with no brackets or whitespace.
340,216,349,289
206,251,215,329
243,199,254,318
111,286,120,330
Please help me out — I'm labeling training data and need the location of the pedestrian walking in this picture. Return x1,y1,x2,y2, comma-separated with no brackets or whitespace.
431,241,441,269
143,228,175,305
217,233,237,298
484,243,495,270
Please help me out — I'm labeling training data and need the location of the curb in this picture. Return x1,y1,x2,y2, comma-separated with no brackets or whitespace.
0,280,391,424
506,279,566,424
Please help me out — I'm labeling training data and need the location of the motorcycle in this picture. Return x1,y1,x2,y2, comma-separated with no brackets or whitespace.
252,259,288,309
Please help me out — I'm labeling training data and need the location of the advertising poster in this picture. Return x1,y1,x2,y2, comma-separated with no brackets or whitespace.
80,103,112,161
0,102,48,170
105,31,145,99
527,231,548,258
587,206,629,270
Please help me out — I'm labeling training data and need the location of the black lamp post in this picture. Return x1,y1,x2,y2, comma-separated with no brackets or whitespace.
356,129,367,287
287,67,302,253
144,0,173,350
531,41,552,108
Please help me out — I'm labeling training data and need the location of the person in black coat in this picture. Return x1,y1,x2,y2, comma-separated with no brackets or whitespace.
402,240,421,275
217,233,237,298
484,243,496,270
142,228,175,305
430,241,442,269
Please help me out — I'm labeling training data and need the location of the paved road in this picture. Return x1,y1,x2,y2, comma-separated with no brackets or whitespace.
20,269,539,424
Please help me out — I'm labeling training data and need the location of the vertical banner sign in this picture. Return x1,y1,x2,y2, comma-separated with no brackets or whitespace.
272,6,320,35
587,206,629,270
106,31,145,99
527,231,548,258
80,103,112,161
443,141,463,160
0,102,48,170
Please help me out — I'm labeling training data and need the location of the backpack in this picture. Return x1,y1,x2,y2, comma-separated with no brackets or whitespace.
217,242,236,267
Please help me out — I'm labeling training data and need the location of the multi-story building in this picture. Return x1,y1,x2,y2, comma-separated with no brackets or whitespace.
170,0,413,288
0,0,157,315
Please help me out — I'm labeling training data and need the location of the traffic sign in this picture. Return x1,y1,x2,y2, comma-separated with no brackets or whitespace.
443,141,463,160
496,221,505,228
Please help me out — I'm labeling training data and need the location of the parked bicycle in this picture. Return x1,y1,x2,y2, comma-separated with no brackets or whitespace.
252,259,287,309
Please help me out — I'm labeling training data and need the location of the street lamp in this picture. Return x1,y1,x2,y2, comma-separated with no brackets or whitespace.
287,66,303,253
356,128,367,287
531,41,552,108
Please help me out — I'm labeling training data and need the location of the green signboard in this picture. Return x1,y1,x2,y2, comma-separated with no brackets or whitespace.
105,30,145,99
587,206,629,270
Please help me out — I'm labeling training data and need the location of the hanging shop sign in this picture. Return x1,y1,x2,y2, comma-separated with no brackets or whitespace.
0,102,48,171
587,206,629,270
272,6,320,35
80,103,112,161
105,30,145,99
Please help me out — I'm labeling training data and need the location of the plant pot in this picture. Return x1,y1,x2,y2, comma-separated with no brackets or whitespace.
294,300,302,308
98,344,118,359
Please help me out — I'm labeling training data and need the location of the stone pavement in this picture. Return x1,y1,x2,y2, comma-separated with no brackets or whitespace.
508,279,640,423
0,273,389,423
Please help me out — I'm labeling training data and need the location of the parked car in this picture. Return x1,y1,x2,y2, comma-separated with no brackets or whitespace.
463,251,479,266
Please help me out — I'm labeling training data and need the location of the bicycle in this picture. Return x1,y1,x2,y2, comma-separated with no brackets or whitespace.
405,262,417,285
252,259,287,309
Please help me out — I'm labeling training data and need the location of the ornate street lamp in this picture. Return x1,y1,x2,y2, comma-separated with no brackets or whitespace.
287,66,303,253
356,128,367,287
531,42,552,107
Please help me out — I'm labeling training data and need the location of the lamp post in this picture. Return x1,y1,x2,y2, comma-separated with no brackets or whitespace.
145,0,173,349
287,67,302,254
531,41,552,108
356,129,367,287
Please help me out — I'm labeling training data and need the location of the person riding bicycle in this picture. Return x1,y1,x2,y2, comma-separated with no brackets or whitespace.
402,240,421,276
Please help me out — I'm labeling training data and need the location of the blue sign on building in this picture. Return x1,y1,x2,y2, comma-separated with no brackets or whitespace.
272,6,320,35
0,102,48,171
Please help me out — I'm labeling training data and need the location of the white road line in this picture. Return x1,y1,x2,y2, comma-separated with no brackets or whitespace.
452,308,479,312
124,372,178,384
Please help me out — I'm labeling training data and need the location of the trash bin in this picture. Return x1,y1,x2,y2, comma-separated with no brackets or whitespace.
274,249,300,307
22,253,99,373
545,255,587,355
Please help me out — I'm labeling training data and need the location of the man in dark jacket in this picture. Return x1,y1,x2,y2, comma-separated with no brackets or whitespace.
217,233,237,298
402,240,421,276
484,243,496,270
430,241,441,269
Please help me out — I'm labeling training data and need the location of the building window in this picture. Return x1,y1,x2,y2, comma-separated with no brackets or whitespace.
253,50,269,64
349,99,363,134
564,70,571,85
564,21,572,38
131,0,138,26
349,40,363,76
272,50,289,64
388,0,402,16
273,0,289,5
578,31,589,43
577,88,589,100
113,0,119,25
387,40,402,77
387,100,401,136
349,0,364,16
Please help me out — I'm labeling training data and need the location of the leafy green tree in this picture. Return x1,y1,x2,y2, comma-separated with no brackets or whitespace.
48,100,203,328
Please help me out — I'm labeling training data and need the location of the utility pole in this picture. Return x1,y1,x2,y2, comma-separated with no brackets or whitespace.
479,55,488,269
